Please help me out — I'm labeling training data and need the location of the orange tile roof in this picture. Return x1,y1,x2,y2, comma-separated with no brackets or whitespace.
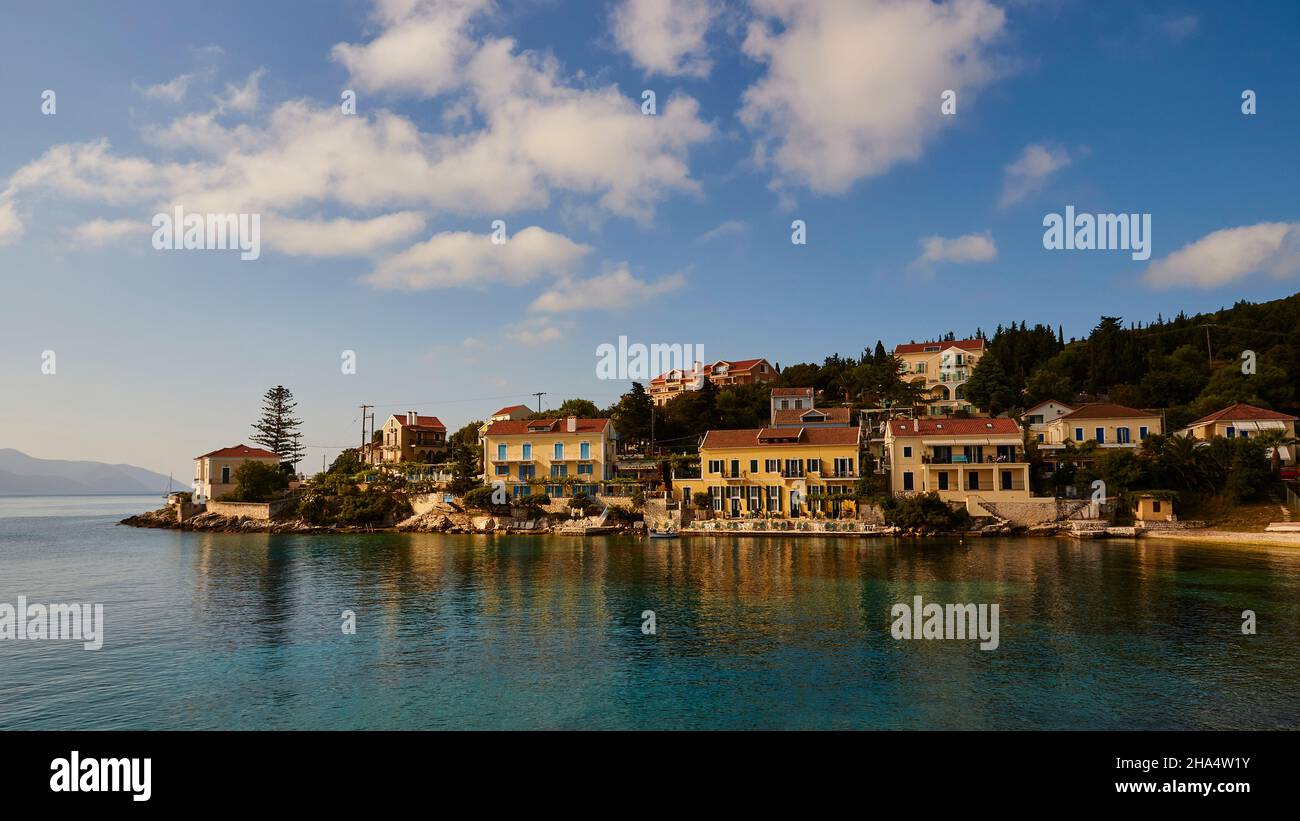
485,418,611,436
888,418,1021,437
1186,402,1298,426
893,338,984,355
394,414,446,431
490,404,532,417
772,407,851,425
1058,403,1159,421
701,427,860,449
196,444,281,460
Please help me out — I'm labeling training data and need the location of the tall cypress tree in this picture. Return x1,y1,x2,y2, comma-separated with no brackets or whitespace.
250,385,306,468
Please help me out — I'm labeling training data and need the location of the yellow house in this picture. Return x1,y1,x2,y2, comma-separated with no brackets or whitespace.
1039,403,1162,450
688,426,861,518
482,416,617,499
649,358,777,406
1178,402,1297,451
893,338,985,416
1134,494,1175,523
193,444,281,503
884,417,1030,503
377,412,447,464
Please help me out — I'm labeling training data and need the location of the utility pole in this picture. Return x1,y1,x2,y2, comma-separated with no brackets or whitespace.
1205,325,1213,367
532,392,546,414
359,404,372,461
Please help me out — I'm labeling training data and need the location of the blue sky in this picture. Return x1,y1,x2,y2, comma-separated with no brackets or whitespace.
1,0,1298,480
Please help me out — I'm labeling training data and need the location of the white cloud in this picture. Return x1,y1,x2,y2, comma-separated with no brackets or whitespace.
739,0,1006,195
0,199,23,245
530,264,684,312
696,219,748,242
72,218,147,246
1143,222,1300,289
331,0,489,97
263,212,426,257
612,0,718,77
136,74,195,103
505,316,573,345
999,143,1072,208
217,68,267,113
912,231,997,268
367,225,590,290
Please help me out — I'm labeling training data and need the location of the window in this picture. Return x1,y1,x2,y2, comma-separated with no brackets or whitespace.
750,459,759,473
1074,428,1084,442
522,443,532,460
806,458,819,473
1139,426,1149,440
1153,500,1162,512
903,446,912,458
767,486,782,511
1037,433,1045,443
765,459,779,472
1095,427,1105,444
708,459,723,474
577,463,593,475
937,472,948,490
748,486,761,510
780,399,789,410
794,399,805,409
519,465,534,480
221,466,230,483
730,459,740,476
513,485,528,499
968,472,980,490
554,442,564,459
495,464,509,476
497,444,507,461
580,441,590,460
1117,427,1130,444
1226,426,1236,438
834,457,854,477
902,472,914,491
551,465,567,478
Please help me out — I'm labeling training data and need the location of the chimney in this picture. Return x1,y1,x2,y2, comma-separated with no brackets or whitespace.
567,415,577,433
408,411,417,425
913,419,919,433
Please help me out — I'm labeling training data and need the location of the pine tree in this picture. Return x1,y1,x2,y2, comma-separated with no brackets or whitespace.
250,385,306,468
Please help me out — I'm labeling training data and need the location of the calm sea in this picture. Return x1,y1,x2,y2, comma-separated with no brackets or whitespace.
1,495,1298,730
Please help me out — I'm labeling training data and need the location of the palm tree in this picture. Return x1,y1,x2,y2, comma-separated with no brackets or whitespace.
1254,429,1299,475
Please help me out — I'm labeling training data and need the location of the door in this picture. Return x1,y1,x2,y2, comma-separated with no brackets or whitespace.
1001,470,1012,490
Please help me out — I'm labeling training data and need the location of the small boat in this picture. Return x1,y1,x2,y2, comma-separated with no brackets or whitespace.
648,527,679,539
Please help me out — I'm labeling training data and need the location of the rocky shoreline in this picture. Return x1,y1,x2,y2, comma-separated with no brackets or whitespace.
120,506,642,535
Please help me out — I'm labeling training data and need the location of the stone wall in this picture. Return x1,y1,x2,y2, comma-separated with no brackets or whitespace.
204,497,295,521
973,498,1082,526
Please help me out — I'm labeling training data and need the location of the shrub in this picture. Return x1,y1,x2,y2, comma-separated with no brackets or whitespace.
882,492,971,531
219,460,289,502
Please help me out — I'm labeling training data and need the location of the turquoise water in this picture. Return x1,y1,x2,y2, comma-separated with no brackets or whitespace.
1,495,1298,730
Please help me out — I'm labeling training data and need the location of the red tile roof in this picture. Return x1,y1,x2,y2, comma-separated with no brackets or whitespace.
491,404,532,417
1022,399,1075,414
888,418,1021,437
893,338,984,355
485,418,611,436
772,407,851,425
196,444,281,460
392,414,446,431
1059,403,1159,421
651,358,772,382
701,427,860,449
1186,402,1298,427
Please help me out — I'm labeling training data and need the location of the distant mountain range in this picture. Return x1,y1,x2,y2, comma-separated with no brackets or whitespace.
0,449,180,495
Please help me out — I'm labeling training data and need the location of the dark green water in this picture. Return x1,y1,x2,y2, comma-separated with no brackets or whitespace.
2,496,1298,729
